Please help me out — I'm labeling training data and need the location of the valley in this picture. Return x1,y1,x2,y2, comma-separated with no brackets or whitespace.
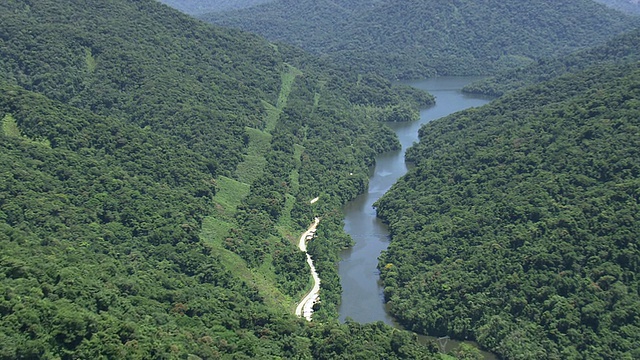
1,0,639,359
339,77,492,325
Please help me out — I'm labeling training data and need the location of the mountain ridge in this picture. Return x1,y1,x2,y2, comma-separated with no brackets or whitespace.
463,28,640,96
203,0,640,79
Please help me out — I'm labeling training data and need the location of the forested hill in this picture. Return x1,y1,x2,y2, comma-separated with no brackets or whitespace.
0,84,437,358
463,28,640,96
202,0,640,79
156,0,273,15
375,62,640,358
0,0,440,358
0,0,430,178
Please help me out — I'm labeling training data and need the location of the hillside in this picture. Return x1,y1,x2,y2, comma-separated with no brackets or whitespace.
375,63,640,359
156,0,273,15
0,85,439,359
463,28,640,96
0,0,440,358
203,0,640,79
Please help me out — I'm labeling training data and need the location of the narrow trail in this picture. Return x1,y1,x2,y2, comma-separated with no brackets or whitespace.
295,217,320,321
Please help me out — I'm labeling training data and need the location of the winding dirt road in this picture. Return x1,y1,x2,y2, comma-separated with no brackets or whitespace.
295,217,320,321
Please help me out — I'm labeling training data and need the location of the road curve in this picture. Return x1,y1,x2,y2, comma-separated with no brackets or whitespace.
295,217,320,320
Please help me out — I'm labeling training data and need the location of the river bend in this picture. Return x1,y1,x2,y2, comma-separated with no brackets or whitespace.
338,77,494,356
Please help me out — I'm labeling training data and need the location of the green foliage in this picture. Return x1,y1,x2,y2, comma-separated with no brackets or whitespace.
234,128,271,184
0,0,440,358
211,176,251,220
375,63,640,359
204,0,640,79
1,0,282,174
464,28,640,96
1,113,50,147
306,211,356,320
1,114,20,137
449,344,483,360
83,48,96,73
0,86,249,358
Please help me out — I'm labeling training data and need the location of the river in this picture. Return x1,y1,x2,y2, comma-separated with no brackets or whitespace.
338,77,495,356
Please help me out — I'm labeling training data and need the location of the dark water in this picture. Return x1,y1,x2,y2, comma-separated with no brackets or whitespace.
338,77,495,357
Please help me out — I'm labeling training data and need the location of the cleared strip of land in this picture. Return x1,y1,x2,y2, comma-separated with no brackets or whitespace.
295,217,320,321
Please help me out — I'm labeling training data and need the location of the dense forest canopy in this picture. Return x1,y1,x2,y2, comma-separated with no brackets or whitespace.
4,0,640,358
203,0,640,79
0,0,442,358
375,62,640,359
463,28,640,96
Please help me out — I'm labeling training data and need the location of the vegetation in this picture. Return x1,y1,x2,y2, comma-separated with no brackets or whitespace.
0,0,441,358
203,0,640,79
463,28,640,96
375,62,640,359
6,0,640,358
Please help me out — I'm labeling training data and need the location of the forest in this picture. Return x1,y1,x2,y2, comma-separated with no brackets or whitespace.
463,28,640,96
0,0,441,358
375,62,640,359
203,0,640,79
3,0,640,358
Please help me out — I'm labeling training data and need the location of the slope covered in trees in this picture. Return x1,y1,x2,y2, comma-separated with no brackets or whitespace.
203,0,640,79
375,63,640,359
463,28,640,96
0,0,429,174
0,81,438,359
0,0,441,358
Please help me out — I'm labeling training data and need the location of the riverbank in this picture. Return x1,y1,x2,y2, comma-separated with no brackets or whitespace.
339,77,496,359
295,217,321,320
